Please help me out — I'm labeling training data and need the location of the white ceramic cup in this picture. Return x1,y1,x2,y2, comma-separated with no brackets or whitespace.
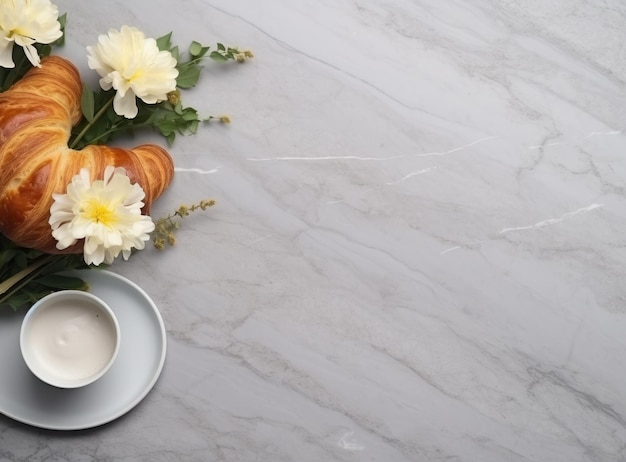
20,290,120,388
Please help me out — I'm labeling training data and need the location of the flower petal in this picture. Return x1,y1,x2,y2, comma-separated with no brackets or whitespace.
21,42,42,68
0,39,15,68
113,87,138,119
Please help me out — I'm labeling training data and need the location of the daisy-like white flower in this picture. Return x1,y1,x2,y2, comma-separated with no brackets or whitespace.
49,166,155,266
87,25,178,119
0,0,63,68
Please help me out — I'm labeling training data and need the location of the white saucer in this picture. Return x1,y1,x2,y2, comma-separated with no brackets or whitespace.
0,270,167,430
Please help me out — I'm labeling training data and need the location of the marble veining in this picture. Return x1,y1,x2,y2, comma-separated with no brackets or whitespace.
1,0,626,461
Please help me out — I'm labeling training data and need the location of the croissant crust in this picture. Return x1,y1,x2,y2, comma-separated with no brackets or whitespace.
0,56,174,254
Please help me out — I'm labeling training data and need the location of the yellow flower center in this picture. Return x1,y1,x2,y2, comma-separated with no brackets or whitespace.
82,199,117,226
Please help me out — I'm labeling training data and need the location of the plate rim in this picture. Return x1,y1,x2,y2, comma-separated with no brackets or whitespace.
0,269,167,431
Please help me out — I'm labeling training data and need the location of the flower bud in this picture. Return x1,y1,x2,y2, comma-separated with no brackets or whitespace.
167,90,181,105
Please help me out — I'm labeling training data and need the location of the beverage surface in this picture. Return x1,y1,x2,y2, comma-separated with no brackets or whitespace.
27,301,117,381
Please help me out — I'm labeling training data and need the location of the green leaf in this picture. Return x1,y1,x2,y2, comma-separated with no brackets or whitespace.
58,13,67,29
0,249,19,270
176,65,202,88
37,44,52,57
15,253,27,269
189,41,203,57
2,290,39,311
209,51,228,63
198,46,210,59
182,108,199,121
81,83,95,122
35,274,88,290
156,32,173,51
169,45,180,62
156,119,181,135
217,43,225,51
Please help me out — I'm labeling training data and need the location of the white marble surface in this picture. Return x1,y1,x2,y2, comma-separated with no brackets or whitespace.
2,0,626,460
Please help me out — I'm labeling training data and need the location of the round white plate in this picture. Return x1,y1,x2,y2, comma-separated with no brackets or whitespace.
0,270,167,430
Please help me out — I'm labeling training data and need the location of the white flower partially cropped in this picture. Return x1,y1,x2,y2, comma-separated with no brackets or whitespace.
87,25,178,119
0,0,62,68
49,166,155,266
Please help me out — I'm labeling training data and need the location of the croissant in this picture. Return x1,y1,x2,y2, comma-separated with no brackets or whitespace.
0,56,174,254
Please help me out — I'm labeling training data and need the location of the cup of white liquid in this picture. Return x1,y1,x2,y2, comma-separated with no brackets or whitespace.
20,290,120,388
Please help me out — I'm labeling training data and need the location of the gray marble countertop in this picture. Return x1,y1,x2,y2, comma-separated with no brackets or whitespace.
2,1,626,461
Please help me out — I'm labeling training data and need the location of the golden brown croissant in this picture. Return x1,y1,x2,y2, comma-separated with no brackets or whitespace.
0,56,174,254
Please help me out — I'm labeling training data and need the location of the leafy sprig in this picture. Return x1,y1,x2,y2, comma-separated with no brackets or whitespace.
0,235,88,311
152,200,216,250
70,34,252,149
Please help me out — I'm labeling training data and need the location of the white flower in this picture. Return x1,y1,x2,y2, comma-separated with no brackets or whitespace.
49,166,155,266
0,0,63,68
87,25,178,119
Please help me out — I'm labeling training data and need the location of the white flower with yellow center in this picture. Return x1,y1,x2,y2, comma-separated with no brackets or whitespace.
0,0,63,68
87,25,179,119
49,166,155,266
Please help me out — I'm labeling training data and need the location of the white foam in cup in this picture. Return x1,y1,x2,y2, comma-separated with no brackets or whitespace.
20,290,120,388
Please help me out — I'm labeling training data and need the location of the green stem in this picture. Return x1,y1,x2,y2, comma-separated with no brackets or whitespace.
86,117,172,145
184,57,205,66
70,96,114,149
84,120,135,145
